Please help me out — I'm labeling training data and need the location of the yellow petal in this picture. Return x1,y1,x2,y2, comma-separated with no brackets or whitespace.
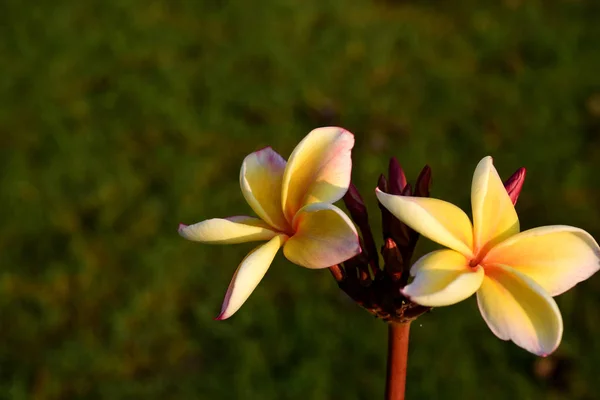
471,156,520,253
178,216,278,244
402,250,484,306
376,189,474,257
283,203,360,269
240,147,291,232
483,225,600,296
477,265,563,356
216,234,287,320
281,127,354,222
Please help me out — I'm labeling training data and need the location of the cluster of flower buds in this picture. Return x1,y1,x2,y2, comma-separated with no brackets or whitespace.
329,159,527,324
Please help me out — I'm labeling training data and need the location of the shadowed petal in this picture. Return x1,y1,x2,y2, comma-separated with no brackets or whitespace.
471,156,520,253
178,216,278,244
283,203,360,269
281,127,354,222
216,234,287,320
240,147,291,232
376,189,474,257
402,250,484,306
484,225,600,296
477,265,563,356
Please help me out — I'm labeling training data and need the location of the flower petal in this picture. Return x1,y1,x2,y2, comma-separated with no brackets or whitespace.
483,225,600,296
376,189,474,257
402,250,484,306
471,156,520,253
477,265,563,356
240,147,291,232
281,127,354,222
216,234,287,320
178,216,278,244
283,203,360,269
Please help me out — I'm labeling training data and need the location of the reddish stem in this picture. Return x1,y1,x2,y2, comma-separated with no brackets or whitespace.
385,322,411,400
329,265,344,282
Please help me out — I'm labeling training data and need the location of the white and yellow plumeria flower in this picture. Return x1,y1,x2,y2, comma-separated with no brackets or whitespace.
179,127,361,320
376,156,600,355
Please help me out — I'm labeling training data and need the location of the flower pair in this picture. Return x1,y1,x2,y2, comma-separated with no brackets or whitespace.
180,127,600,355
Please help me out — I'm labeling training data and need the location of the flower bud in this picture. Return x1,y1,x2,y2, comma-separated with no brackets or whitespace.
504,167,526,205
343,183,380,272
388,157,407,195
414,165,431,198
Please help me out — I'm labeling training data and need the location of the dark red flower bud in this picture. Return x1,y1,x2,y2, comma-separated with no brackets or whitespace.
414,165,431,198
504,167,526,205
401,183,412,196
388,157,407,195
382,238,403,282
377,174,388,192
343,183,380,273
344,183,368,222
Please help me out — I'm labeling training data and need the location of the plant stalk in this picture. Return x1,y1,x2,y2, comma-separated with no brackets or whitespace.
385,321,411,400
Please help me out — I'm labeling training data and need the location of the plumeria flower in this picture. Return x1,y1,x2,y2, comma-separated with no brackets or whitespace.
179,127,361,320
376,156,600,355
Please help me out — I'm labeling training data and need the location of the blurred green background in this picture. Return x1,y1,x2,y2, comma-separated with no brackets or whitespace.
1,0,600,398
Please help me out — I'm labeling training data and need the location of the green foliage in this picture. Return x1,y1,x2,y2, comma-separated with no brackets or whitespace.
1,0,599,398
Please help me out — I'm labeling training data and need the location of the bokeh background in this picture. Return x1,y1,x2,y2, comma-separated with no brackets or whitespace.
2,0,600,399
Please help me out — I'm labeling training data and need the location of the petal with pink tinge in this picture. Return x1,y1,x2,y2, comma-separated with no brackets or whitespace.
281,127,354,222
